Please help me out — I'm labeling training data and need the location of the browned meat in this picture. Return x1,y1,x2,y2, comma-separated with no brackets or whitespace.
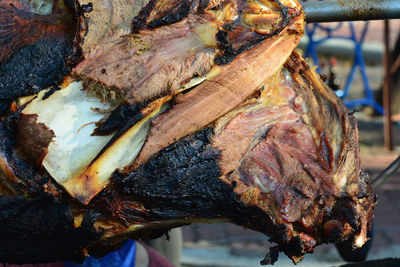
75,17,217,104
74,0,303,105
0,0,375,265
134,32,301,166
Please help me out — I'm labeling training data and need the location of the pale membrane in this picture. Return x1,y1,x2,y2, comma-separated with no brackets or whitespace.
23,81,114,184
22,80,169,204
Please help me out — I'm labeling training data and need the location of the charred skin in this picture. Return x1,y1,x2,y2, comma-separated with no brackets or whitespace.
0,53,375,264
8,0,304,204
0,0,78,100
0,0,375,265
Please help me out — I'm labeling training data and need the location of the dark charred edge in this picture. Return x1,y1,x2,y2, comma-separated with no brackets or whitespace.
197,0,210,13
0,2,76,62
63,0,84,69
260,246,279,265
68,1,86,66
323,198,361,242
63,0,78,15
0,1,80,100
0,195,99,264
89,106,150,164
89,114,144,164
131,0,158,33
271,194,373,263
215,0,302,65
93,126,371,262
0,4,44,64
286,51,310,72
98,128,284,241
79,3,93,14
0,37,73,100
15,114,55,169
42,85,61,100
92,101,147,136
215,30,237,65
0,100,10,116
0,114,60,196
147,1,191,29
222,23,238,31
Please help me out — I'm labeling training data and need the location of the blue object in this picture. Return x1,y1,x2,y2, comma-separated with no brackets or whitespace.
305,21,343,72
65,240,136,267
304,0,384,115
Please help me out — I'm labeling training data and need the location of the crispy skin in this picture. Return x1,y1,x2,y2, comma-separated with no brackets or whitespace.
0,53,375,264
0,1,76,99
0,0,374,264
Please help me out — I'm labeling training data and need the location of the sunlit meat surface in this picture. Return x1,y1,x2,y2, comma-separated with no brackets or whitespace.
0,0,374,265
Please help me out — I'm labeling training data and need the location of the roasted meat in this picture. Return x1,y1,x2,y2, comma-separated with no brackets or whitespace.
0,0,375,265
0,0,76,100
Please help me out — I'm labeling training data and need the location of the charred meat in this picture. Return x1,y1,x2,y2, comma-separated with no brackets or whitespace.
0,0,375,265
0,0,77,99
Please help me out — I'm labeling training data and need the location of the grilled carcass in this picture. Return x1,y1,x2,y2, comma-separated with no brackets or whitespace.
0,0,375,265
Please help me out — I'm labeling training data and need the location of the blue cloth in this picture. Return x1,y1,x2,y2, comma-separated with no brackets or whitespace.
65,240,136,267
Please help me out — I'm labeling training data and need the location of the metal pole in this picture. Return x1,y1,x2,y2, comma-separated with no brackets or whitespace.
383,20,394,151
303,0,400,23
372,156,400,189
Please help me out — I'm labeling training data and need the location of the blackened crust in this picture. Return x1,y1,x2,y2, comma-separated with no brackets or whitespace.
131,0,158,33
0,116,61,196
104,128,277,236
0,38,73,100
147,1,191,29
92,102,147,136
0,195,99,264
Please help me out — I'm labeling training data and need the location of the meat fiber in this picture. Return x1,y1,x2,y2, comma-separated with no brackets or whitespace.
73,0,305,106
0,0,375,265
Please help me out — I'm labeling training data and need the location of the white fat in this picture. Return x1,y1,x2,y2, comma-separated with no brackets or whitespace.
20,69,207,202
91,119,149,181
354,234,367,248
22,82,171,203
63,100,168,204
23,81,114,184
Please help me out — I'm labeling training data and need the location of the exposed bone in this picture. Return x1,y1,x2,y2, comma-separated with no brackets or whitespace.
22,81,114,185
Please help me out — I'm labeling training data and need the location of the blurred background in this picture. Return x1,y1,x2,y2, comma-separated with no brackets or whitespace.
175,6,400,267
